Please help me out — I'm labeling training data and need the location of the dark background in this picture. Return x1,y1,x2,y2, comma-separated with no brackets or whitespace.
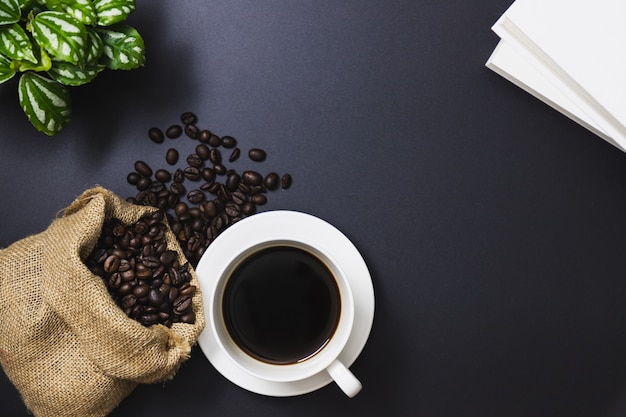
3,1,626,416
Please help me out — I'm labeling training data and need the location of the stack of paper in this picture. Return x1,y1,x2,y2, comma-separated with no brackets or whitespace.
486,0,626,152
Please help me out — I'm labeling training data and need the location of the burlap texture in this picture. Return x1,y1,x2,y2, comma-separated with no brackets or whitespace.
0,186,205,417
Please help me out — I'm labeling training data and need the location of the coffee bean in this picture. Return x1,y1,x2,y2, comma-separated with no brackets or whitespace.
225,202,241,217
148,127,165,144
248,148,267,162
187,154,203,168
155,169,171,183
209,148,222,164
103,255,120,273
140,313,159,326
231,191,247,205
242,170,263,186
241,201,256,215
185,124,199,139
264,172,279,190
160,250,177,265
226,172,241,191
187,189,205,204
251,194,267,205
183,166,201,181
180,111,197,125
166,148,179,165
201,167,215,182
170,182,186,196
213,164,227,176
221,136,237,148
208,134,221,147
198,129,212,143
166,124,182,138
127,172,141,186
196,144,210,160
134,161,152,177
281,173,292,189
121,294,137,309
229,147,240,162
173,295,192,314
173,168,184,183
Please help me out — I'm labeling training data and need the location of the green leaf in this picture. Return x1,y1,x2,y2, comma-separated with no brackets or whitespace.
0,53,16,83
47,0,97,26
31,11,87,65
0,23,37,63
11,43,51,71
0,0,20,25
48,60,103,86
97,23,144,70
18,72,71,135
84,27,103,64
93,0,135,26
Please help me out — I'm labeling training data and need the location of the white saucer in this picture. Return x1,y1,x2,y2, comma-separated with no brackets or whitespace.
195,210,375,396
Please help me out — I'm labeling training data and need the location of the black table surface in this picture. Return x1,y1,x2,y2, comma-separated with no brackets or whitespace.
3,1,626,416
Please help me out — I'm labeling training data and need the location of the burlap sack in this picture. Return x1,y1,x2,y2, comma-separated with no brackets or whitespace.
0,186,205,417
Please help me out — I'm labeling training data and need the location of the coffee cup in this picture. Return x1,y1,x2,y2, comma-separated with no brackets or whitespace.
196,211,373,398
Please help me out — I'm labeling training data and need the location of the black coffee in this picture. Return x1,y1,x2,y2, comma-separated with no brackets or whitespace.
223,246,341,365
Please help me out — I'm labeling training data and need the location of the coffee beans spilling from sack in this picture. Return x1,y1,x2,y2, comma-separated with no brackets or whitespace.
127,111,292,267
85,209,196,327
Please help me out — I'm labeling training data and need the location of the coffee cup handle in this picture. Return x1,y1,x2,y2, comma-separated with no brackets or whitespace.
325,359,362,398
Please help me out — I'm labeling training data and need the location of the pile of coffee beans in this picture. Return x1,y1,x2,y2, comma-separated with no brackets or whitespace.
85,210,196,327
126,111,292,267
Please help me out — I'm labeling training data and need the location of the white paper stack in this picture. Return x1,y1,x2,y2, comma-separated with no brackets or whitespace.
485,0,626,152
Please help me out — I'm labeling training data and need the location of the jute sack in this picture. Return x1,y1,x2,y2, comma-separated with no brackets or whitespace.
0,186,205,417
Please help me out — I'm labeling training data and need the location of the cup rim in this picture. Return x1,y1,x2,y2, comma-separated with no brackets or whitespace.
209,238,355,383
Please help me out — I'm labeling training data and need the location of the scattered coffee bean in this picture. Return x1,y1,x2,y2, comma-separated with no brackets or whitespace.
85,211,197,327
180,111,197,125
134,161,152,177
166,124,182,138
248,148,267,162
166,148,179,165
281,173,292,189
148,127,164,144
221,135,237,148
129,113,293,267
229,147,240,162
264,172,279,190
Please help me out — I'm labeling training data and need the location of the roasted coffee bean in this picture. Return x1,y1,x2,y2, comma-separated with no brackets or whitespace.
251,194,267,205
107,272,122,289
241,201,256,215
198,129,212,143
103,255,120,273
264,172,279,190
155,169,171,182
187,189,205,204
242,170,263,186
166,148,179,165
213,164,227,175
281,173,292,189
140,313,159,326
121,294,138,309
221,135,237,148
134,161,152,177
187,153,203,168
248,148,267,162
201,200,218,218
134,283,150,298
185,124,199,139
231,191,247,205
226,172,240,191
174,202,188,217
166,124,182,138
228,147,240,162
173,295,192,314
225,202,240,217
148,288,164,306
160,250,177,265
208,134,221,147
173,168,184,183
142,256,161,268
180,111,197,125
201,167,215,182
196,144,210,160
148,127,165,143
183,166,201,181
127,172,141,185
178,312,196,324
180,285,197,297
209,148,222,164
170,182,186,196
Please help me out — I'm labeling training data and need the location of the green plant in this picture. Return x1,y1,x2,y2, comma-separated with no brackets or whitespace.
0,0,145,135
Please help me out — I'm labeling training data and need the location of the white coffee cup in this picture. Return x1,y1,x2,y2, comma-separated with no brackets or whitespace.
196,212,367,398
